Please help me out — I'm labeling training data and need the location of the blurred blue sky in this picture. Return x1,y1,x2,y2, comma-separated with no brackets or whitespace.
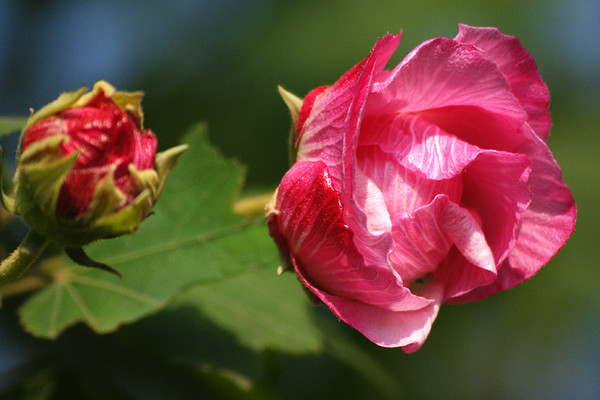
0,0,597,113
0,0,270,112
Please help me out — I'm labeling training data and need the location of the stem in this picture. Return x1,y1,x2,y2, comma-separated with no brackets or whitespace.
0,230,49,285
0,275,49,298
232,192,274,216
0,146,16,213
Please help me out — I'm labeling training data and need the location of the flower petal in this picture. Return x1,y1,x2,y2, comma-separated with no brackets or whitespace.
450,124,576,302
297,33,402,191
348,165,394,269
360,113,482,180
271,160,432,311
350,114,467,273
389,194,497,295
356,143,463,216
462,150,532,265
454,24,551,140
366,37,528,126
299,276,443,351
434,201,498,299
390,196,454,283
418,105,526,152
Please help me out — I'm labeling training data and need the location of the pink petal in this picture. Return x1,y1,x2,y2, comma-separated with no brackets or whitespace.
439,200,496,272
434,246,495,300
390,195,455,283
355,146,461,283
273,160,432,311
366,37,528,127
433,201,499,299
348,165,394,269
454,24,551,140
297,33,402,191
461,150,532,265
450,124,576,303
389,194,498,295
359,113,483,180
356,143,463,216
299,275,443,351
418,105,526,152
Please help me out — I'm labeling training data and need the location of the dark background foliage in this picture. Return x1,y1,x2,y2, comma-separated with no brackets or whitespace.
0,0,598,399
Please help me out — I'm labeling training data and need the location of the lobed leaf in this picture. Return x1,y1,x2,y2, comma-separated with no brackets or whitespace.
17,124,279,338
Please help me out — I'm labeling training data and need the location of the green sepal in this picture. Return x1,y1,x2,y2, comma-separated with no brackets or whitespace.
277,86,302,166
64,247,122,278
154,144,189,198
89,189,152,239
87,140,188,239
18,87,86,159
16,135,77,219
13,134,117,247
85,165,127,223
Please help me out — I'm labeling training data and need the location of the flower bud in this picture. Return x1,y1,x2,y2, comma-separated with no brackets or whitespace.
13,81,187,247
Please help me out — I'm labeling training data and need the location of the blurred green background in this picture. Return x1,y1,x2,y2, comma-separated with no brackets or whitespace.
0,0,598,399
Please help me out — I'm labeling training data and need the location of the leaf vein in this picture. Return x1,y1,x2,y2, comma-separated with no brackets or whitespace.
63,282,99,329
101,219,261,265
71,275,163,307
49,285,64,337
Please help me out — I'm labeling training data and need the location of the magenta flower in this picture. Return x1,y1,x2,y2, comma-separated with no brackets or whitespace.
266,25,576,352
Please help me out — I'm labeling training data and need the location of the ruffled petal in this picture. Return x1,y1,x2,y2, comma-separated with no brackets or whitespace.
351,113,467,273
272,160,432,311
331,34,404,271
450,124,576,303
418,105,526,152
366,37,528,127
434,247,495,300
462,150,532,265
296,85,330,143
454,24,551,140
390,194,497,294
297,274,443,352
390,195,454,283
297,33,401,191
356,143,463,216
360,113,482,180
348,165,394,268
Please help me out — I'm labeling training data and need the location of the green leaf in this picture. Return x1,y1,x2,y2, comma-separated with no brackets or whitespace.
17,124,279,338
176,268,323,354
115,268,324,387
0,116,27,137
131,268,323,357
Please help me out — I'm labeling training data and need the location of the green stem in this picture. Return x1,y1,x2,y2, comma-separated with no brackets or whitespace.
232,192,275,216
0,230,49,285
0,146,16,213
